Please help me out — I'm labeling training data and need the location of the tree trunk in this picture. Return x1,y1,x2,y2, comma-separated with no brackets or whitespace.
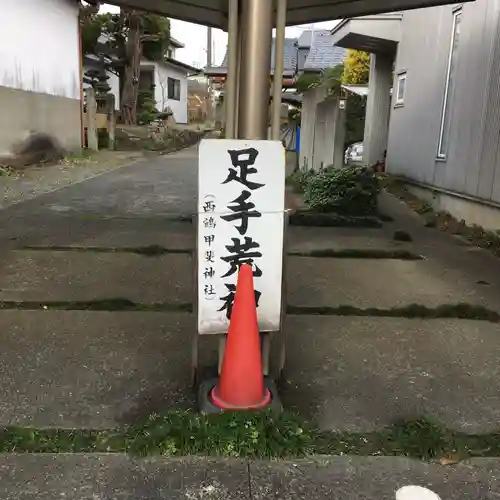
121,10,142,125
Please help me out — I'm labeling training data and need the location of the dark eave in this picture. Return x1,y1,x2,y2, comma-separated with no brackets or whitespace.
164,57,201,73
104,0,472,30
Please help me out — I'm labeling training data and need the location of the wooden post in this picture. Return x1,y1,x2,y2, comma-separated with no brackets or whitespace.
106,94,116,150
86,87,99,151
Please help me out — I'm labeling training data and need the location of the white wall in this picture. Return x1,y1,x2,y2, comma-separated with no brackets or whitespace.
0,0,80,99
108,71,120,110
387,1,500,205
153,62,189,124
82,66,120,111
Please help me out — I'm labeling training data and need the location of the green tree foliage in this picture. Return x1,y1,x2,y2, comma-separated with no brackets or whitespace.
80,7,171,62
79,3,102,55
342,49,370,85
294,72,319,93
141,14,171,61
341,50,370,147
295,65,344,96
344,94,366,148
79,3,172,124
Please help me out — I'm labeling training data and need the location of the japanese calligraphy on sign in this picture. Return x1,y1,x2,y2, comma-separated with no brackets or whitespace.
197,139,285,335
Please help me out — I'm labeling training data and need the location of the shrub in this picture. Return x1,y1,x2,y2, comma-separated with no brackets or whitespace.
304,165,379,215
137,90,158,125
287,168,315,193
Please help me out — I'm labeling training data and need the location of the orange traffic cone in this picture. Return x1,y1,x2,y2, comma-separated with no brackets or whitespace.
210,264,271,410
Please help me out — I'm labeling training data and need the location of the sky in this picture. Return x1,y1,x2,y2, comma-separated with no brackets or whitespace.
101,4,339,68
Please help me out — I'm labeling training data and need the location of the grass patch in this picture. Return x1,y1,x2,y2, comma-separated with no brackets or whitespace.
2,411,500,461
0,298,193,313
289,249,421,260
393,230,413,242
0,165,13,177
69,214,193,223
22,246,419,260
317,417,500,461
287,303,500,322
175,214,194,223
59,149,95,166
0,410,313,458
290,212,383,228
21,245,191,256
7,300,495,321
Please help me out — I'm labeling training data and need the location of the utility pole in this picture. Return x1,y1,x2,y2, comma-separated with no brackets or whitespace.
206,26,214,126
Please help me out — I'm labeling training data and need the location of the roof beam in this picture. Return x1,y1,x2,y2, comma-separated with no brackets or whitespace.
286,0,467,24
104,0,470,30
105,0,226,29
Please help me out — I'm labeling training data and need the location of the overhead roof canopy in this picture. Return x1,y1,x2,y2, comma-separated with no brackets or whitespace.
331,14,402,55
104,0,471,30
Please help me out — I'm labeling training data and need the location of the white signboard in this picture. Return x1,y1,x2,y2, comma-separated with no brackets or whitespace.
197,139,285,335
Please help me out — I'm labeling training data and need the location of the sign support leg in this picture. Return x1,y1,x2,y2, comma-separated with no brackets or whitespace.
218,336,226,375
192,214,200,387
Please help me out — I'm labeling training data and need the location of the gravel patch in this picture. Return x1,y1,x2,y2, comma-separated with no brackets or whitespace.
0,151,145,209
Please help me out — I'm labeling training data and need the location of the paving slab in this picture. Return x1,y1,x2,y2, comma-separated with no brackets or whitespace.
0,250,193,304
287,256,500,311
282,316,500,432
0,455,499,499
287,226,409,252
3,311,499,433
0,215,195,250
379,190,500,289
0,311,219,428
0,455,250,500
250,456,500,499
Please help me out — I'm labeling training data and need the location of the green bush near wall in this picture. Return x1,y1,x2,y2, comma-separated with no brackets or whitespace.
287,168,316,193
303,165,379,215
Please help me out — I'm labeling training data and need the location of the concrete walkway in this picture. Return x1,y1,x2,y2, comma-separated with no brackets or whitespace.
2,147,500,497
1,455,499,499
282,191,500,432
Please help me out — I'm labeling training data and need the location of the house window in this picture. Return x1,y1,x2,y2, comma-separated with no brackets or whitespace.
437,9,462,159
167,77,181,101
395,72,407,105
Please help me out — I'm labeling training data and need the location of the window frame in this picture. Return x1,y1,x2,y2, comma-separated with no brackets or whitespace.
167,77,181,101
395,72,407,106
437,8,462,160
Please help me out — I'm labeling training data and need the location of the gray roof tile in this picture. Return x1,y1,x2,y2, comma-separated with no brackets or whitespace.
220,37,298,75
303,30,347,72
208,29,347,76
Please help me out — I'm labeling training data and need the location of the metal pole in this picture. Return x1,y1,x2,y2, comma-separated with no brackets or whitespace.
271,0,287,140
225,0,239,138
206,26,213,125
238,0,273,139
234,22,243,138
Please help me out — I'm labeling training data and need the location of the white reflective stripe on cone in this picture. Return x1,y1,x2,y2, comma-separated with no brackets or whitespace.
396,485,442,500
